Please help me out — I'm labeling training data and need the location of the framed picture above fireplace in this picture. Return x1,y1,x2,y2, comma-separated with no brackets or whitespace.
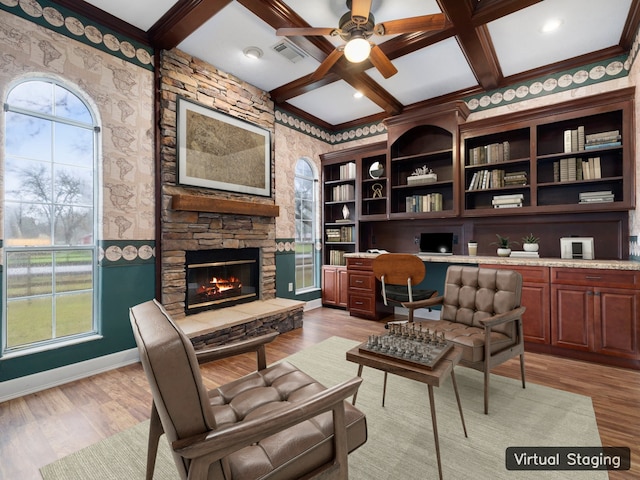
177,96,271,197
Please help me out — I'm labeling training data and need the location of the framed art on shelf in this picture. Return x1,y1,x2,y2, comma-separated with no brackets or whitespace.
177,96,271,196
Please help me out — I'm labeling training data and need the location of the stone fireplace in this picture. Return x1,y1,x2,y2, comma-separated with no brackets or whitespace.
159,193,279,320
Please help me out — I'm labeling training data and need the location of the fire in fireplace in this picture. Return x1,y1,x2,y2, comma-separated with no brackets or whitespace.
186,248,259,314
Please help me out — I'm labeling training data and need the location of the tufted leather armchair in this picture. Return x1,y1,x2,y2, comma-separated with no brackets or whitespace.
402,265,526,414
129,299,367,480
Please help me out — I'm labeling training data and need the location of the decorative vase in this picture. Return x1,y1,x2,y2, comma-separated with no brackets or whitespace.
523,243,539,252
497,248,511,257
342,204,350,220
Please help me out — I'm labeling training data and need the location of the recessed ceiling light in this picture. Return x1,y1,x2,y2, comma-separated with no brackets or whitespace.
353,91,364,99
243,47,263,59
541,18,562,33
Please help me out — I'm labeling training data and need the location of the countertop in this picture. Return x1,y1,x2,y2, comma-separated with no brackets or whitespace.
343,252,640,271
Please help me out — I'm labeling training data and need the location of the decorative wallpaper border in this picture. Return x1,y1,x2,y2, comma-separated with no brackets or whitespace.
277,54,632,143
465,55,629,112
276,238,296,255
98,240,155,267
0,0,153,70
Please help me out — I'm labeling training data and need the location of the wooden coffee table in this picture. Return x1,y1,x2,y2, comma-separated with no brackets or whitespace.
346,343,467,480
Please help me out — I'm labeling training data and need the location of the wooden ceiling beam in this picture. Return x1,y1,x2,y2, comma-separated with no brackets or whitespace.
148,0,233,50
438,0,503,90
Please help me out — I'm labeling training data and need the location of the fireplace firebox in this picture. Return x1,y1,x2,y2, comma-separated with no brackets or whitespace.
186,248,259,314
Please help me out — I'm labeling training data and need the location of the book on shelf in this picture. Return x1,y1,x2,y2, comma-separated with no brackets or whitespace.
579,190,614,204
584,141,621,150
338,162,356,180
331,183,355,201
326,226,354,242
563,126,585,153
469,141,510,165
405,193,443,212
584,130,621,150
556,157,600,182
492,193,524,208
328,249,346,266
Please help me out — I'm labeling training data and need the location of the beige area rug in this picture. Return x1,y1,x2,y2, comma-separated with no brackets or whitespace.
41,337,606,480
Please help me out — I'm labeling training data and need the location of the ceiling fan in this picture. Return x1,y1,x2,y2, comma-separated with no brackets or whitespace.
276,0,448,81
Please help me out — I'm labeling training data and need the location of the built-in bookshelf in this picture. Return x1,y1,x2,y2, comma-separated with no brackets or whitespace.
461,89,634,215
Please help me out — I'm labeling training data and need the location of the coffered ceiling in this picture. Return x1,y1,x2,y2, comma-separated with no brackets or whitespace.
58,0,639,129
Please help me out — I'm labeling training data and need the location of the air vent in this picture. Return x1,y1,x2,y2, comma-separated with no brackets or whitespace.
272,40,307,63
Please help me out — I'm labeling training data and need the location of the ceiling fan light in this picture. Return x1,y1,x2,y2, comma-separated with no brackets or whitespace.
344,37,371,63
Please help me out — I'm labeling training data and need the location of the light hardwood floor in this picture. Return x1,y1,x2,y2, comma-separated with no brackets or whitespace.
1,307,638,479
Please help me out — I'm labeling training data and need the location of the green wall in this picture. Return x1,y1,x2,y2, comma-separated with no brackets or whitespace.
0,247,155,382
275,238,321,302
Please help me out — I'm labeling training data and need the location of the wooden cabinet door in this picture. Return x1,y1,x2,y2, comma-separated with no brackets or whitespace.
338,267,349,308
521,281,551,344
594,288,639,358
551,285,592,351
322,266,338,306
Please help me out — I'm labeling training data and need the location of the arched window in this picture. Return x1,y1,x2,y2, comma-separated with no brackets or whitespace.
3,79,98,354
294,158,318,292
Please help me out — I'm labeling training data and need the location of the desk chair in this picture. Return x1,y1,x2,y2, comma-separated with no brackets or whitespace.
372,253,437,322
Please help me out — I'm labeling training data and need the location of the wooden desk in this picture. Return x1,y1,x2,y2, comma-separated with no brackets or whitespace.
346,344,467,480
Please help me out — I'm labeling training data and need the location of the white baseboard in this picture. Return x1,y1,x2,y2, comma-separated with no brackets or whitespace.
304,298,322,311
0,348,140,403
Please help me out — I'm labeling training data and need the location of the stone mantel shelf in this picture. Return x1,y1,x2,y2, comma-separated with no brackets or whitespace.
171,194,279,217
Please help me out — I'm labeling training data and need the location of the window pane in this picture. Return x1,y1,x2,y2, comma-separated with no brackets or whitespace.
7,81,53,115
55,250,93,293
54,206,93,245
6,251,53,298
6,297,53,348
56,292,93,337
54,85,92,124
4,158,51,203
4,202,53,245
295,160,312,177
54,164,93,205
5,112,52,161
54,124,94,168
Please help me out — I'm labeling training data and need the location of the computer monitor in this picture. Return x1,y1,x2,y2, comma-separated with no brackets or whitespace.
419,232,454,255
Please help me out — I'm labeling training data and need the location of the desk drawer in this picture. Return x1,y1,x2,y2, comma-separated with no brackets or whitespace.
346,258,374,271
349,293,375,315
349,272,374,291
551,267,639,289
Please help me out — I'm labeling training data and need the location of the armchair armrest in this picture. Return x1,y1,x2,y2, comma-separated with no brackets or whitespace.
173,376,363,462
401,294,443,311
195,331,279,370
478,306,526,329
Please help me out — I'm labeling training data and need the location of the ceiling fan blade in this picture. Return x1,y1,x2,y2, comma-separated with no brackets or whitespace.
351,0,372,24
369,44,398,79
276,27,336,37
375,13,447,36
310,48,344,81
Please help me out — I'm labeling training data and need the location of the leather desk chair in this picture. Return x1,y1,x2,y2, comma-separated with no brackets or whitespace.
372,253,437,322
129,299,367,480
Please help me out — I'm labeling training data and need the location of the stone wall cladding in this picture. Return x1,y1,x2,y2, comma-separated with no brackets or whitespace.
159,48,277,319
190,306,304,350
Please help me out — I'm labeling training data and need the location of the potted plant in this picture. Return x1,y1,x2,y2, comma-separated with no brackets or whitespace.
491,234,518,257
522,233,540,252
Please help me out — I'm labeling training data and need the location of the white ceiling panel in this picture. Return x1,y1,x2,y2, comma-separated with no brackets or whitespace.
84,0,176,31
489,0,632,77
367,38,477,105
286,80,384,125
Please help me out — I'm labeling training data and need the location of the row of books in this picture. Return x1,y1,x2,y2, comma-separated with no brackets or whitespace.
492,193,524,209
468,141,510,165
330,183,355,202
327,249,346,266
326,226,354,243
564,127,621,152
553,157,602,182
579,190,614,204
468,169,527,190
337,162,356,180
405,193,443,212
